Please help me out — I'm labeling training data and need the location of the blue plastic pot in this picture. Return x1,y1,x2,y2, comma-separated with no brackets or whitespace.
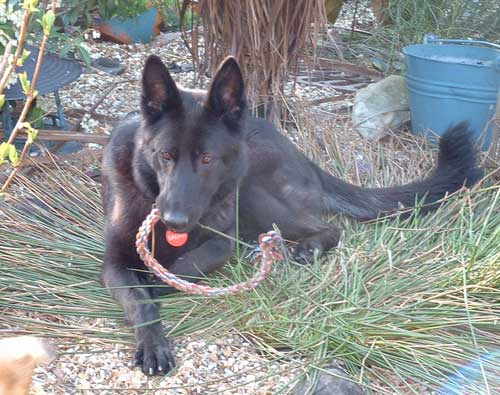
403,35,500,149
96,7,161,44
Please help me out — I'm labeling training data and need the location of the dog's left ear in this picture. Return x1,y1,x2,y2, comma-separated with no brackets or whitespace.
206,56,245,124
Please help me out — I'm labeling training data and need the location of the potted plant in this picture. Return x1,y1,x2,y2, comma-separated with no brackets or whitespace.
93,0,163,44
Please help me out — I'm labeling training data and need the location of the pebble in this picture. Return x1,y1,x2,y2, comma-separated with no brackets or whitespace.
29,316,303,394
209,352,218,362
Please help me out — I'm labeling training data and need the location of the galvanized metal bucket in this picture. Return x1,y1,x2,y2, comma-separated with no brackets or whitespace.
403,34,500,149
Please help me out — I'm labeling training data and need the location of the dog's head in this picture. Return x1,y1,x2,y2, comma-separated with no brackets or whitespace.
136,55,247,233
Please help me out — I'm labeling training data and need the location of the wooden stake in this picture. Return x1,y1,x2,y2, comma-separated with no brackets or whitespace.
486,89,500,177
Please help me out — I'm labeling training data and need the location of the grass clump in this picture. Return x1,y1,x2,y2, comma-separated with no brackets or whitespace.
0,161,498,393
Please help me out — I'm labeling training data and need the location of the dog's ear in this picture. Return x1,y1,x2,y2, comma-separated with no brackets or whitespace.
206,56,245,124
141,55,181,122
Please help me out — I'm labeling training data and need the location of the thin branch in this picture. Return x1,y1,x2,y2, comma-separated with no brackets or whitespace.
1,0,57,192
0,10,31,93
0,39,13,81
1,138,33,191
73,82,117,132
6,41,51,144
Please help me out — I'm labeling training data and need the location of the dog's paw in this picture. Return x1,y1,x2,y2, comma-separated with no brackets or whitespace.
134,331,175,376
293,240,323,264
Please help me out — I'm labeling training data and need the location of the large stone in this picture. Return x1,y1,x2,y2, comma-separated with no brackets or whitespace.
352,75,410,140
292,365,365,395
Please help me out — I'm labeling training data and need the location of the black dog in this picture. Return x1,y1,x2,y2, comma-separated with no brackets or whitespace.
101,55,482,375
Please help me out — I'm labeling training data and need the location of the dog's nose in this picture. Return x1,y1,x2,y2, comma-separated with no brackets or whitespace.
162,211,189,231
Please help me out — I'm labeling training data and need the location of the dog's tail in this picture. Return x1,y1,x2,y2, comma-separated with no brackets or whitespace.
320,122,483,220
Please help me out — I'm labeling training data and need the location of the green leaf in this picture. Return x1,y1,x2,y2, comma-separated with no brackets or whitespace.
59,43,73,59
8,144,20,166
17,49,31,67
23,123,38,144
0,142,10,164
77,45,92,67
27,129,38,144
0,95,4,110
23,0,39,13
41,10,55,35
18,72,31,95
0,143,20,166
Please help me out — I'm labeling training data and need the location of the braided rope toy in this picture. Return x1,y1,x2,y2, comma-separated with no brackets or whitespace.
135,208,283,296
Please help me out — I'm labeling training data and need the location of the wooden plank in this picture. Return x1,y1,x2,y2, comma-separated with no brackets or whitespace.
0,148,103,174
0,129,110,145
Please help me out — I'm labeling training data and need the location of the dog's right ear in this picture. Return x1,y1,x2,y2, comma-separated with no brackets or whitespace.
141,55,182,122
205,56,245,125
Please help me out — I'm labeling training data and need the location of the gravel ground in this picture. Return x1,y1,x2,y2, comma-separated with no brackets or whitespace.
335,0,376,30
32,329,303,395
52,34,345,136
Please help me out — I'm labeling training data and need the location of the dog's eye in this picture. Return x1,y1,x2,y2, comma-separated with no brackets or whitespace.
200,154,211,164
161,151,173,161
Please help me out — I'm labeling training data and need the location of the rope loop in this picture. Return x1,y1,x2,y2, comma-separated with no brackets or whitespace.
135,208,282,296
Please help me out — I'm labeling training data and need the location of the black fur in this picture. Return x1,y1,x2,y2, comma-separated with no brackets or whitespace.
101,55,483,375
320,121,483,220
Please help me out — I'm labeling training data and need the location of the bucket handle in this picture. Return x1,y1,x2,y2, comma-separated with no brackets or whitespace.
423,34,500,50
424,34,500,71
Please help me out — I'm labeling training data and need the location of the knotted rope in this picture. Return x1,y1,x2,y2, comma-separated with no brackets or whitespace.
135,208,283,296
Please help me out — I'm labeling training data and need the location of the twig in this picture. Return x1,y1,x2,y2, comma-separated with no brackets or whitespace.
179,0,199,79
307,94,348,106
348,0,360,48
0,10,31,93
72,82,118,132
0,148,103,183
484,88,500,177
1,137,33,190
316,57,384,78
0,148,103,172
0,39,13,82
326,28,345,61
6,44,51,143
50,83,118,154
1,0,57,192
64,109,119,124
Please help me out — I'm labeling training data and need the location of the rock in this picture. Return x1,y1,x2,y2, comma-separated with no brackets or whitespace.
154,32,182,46
180,62,194,73
91,57,124,76
209,352,218,362
352,75,410,140
292,365,365,395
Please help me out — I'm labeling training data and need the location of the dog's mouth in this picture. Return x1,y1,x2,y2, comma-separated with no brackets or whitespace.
161,222,191,234
167,226,191,236
159,212,197,234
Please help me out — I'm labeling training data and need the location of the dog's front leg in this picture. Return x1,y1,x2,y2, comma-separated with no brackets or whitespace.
102,248,175,376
